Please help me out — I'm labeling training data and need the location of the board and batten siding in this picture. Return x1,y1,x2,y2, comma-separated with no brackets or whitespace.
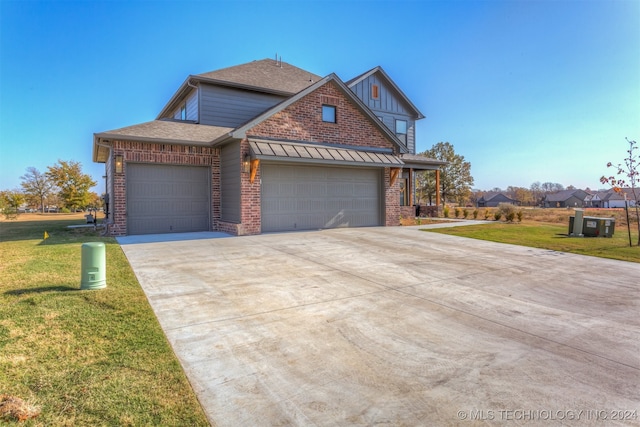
199,85,285,128
350,75,416,154
171,88,198,121
220,141,241,223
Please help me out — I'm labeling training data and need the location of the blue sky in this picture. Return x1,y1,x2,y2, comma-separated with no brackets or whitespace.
1,0,638,195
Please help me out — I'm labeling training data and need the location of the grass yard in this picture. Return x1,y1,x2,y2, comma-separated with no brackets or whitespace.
0,214,210,426
424,219,640,263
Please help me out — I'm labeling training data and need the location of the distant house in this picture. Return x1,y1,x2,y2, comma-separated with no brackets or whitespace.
588,188,639,208
543,189,589,208
477,192,519,208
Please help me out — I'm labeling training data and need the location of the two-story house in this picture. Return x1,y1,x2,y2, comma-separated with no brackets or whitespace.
93,58,444,236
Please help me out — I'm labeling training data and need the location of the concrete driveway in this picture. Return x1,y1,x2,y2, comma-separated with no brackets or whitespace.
118,226,640,426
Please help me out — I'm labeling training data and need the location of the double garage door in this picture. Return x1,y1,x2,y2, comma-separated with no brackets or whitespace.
261,163,382,232
127,164,210,235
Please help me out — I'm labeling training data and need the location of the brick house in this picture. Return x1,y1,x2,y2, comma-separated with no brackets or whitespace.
93,59,444,236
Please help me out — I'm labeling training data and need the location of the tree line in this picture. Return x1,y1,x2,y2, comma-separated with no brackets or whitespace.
0,160,98,217
412,142,601,207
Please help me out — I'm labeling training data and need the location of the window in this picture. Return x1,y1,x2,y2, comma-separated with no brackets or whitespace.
399,178,409,206
322,105,336,123
371,84,379,99
180,103,187,120
395,119,407,134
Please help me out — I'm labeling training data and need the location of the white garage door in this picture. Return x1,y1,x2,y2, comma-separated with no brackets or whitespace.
127,164,210,235
261,163,382,232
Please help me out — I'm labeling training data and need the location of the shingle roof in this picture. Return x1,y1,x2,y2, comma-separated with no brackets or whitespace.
95,120,232,144
399,153,446,170
196,58,322,95
544,189,586,202
249,138,403,168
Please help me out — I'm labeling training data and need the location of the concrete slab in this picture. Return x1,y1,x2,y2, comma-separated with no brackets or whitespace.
119,226,640,426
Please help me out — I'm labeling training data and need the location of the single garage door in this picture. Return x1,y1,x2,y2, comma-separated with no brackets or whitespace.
127,164,210,235
261,163,382,232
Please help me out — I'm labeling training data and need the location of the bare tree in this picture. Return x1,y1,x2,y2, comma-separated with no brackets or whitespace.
601,138,639,246
20,167,54,213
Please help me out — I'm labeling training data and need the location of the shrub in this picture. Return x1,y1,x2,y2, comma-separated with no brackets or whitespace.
443,206,450,218
454,207,461,218
60,207,71,213
494,212,502,221
473,209,479,219
484,210,490,220
506,212,516,222
497,203,517,219
463,209,469,219
517,210,523,222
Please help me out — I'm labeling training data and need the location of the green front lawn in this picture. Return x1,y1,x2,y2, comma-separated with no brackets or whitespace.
424,221,640,263
0,217,209,426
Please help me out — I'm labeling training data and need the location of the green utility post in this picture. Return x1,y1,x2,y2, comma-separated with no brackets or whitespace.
80,242,106,290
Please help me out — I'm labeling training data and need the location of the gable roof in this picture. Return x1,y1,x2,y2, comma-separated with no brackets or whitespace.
157,59,321,119
544,189,588,202
212,73,408,153
478,192,518,202
347,66,425,120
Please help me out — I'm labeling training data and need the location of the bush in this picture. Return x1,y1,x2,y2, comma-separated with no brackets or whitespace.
506,211,516,222
463,209,469,219
484,210,490,220
497,203,517,219
454,207,461,218
517,210,523,222
60,207,71,213
473,209,479,219
494,212,502,221
443,206,450,218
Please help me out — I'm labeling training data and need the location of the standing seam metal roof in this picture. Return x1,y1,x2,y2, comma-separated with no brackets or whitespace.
249,139,403,168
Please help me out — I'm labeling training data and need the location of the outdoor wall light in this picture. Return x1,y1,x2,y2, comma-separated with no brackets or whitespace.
115,155,124,174
242,153,251,174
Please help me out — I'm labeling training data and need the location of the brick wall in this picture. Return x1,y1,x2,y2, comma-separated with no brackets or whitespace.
385,168,401,226
108,140,216,236
249,80,396,152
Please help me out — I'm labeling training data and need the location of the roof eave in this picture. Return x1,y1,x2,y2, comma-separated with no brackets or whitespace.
93,131,214,147
192,75,296,97
156,76,196,120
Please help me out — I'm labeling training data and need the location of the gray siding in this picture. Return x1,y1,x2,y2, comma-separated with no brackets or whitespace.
220,142,241,222
171,88,198,121
200,85,285,128
351,76,416,153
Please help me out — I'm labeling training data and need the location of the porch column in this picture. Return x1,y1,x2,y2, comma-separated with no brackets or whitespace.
409,168,414,206
435,169,441,207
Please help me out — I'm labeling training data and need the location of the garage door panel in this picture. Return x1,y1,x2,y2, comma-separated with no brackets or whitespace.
127,164,210,235
262,164,381,232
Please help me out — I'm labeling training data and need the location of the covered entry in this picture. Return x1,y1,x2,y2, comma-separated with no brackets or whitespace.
126,163,210,235
261,163,382,232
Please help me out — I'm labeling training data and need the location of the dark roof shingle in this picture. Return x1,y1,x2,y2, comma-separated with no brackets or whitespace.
196,58,322,95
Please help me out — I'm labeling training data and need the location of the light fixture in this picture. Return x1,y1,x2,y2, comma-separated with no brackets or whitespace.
115,155,124,174
242,153,251,174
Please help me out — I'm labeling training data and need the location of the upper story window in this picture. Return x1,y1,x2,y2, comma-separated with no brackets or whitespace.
371,84,379,100
395,119,407,134
322,105,336,123
180,103,187,120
